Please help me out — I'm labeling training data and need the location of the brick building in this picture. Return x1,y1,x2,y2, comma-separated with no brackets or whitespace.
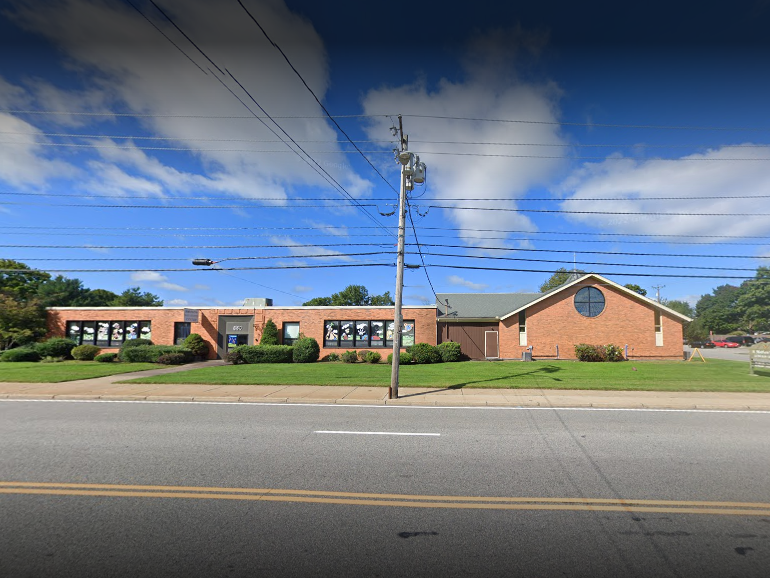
47,273,690,361
437,273,690,360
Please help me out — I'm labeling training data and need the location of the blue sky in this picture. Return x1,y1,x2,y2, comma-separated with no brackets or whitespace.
1,0,770,307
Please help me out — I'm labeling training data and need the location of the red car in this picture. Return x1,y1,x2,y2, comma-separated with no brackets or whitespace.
711,340,740,348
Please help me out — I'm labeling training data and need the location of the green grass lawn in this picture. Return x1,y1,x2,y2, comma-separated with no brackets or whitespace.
120,359,770,393
0,361,160,383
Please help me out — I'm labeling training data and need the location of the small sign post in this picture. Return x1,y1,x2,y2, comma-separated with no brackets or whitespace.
183,309,199,323
687,348,706,362
749,342,770,375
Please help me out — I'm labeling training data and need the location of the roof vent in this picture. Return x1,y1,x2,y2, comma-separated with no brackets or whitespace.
242,298,273,307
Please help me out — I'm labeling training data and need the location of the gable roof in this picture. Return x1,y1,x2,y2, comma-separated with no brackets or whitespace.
436,292,541,320
498,273,693,322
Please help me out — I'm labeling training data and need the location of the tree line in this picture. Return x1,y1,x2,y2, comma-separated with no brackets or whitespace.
0,259,162,350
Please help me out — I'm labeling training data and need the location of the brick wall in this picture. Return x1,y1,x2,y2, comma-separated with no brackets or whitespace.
47,306,437,360
498,281,684,360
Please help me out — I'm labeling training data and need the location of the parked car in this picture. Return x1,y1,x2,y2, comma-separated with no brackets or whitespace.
725,335,754,346
702,341,716,348
711,340,740,348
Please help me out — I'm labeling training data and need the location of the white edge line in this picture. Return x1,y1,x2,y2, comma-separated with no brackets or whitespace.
314,430,440,436
0,398,769,414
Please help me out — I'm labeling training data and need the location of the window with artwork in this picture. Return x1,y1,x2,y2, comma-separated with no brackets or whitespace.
66,321,151,347
354,321,369,347
370,321,385,347
574,287,605,317
339,321,355,344
324,321,340,348
283,322,300,345
385,320,416,348
324,319,412,348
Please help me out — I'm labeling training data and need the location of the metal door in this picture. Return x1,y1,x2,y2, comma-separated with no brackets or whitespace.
485,331,499,359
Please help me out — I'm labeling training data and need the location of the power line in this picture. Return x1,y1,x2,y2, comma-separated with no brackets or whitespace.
236,0,398,196
4,130,769,150
3,224,769,241
13,251,389,261
4,241,768,260
8,191,770,202
401,114,770,132
0,109,381,119
425,264,758,280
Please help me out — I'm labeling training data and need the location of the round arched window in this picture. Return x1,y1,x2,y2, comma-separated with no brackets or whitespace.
574,287,605,317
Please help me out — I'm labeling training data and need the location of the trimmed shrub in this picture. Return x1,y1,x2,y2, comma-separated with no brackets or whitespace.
387,352,412,365
121,345,194,363
40,356,66,363
293,337,320,363
409,342,441,364
325,352,340,362
437,341,462,362
340,350,358,363
574,344,625,362
238,345,294,364
157,352,189,365
225,347,245,365
357,350,370,361
95,353,118,363
365,351,381,364
182,333,209,357
259,319,279,345
0,347,41,362
34,338,77,359
118,338,153,360
71,344,101,361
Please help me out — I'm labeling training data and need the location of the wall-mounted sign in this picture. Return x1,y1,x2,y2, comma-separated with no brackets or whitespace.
183,309,199,323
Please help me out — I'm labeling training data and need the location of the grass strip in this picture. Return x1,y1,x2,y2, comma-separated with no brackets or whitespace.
117,359,770,393
0,361,160,383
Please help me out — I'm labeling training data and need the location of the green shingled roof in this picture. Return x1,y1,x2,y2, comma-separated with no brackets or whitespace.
436,292,541,320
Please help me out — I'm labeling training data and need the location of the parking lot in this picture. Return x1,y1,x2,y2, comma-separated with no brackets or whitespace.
684,344,752,362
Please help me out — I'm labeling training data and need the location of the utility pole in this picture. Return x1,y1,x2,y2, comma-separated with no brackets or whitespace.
652,284,665,303
390,115,425,399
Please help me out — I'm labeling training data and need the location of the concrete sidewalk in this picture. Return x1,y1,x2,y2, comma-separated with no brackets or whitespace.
1,361,770,410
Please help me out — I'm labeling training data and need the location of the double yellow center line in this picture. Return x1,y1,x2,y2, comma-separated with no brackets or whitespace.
1,481,769,516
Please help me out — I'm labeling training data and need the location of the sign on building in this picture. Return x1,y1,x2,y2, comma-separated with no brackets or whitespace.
183,309,200,323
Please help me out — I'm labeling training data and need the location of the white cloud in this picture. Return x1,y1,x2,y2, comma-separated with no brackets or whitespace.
447,275,489,291
271,236,353,261
293,285,313,293
361,28,567,248
6,0,372,200
130,270,188,292
557,146,770,238
166,298,189,306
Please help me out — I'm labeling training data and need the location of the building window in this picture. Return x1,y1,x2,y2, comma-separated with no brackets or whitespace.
174,322,191,345
66,321,151,346
283,322,300,345
519,310,527,346
340,321,355,345
324,319,413,348
324,321,340,348
574,287,605,317
654,311,663,346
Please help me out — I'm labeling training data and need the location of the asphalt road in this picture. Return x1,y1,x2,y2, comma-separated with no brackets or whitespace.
1,400,769,578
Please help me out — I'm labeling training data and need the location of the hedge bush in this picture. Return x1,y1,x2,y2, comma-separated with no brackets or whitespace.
237,345,294,364
437,341,462,362
260,319,279,345
356,350,369,361
225,347,245,365
182,333,209,357
119,338,153,360
292,337,320,363
71,344,101,361
0,347,41,362
409,342,441,364
340,350,358,363
387,352,412,365
34,338,77,359
574,343,625,362
325,352,340,362
121,345,194,363
95,353,118,363
365,351,381,364
157,352,189,365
